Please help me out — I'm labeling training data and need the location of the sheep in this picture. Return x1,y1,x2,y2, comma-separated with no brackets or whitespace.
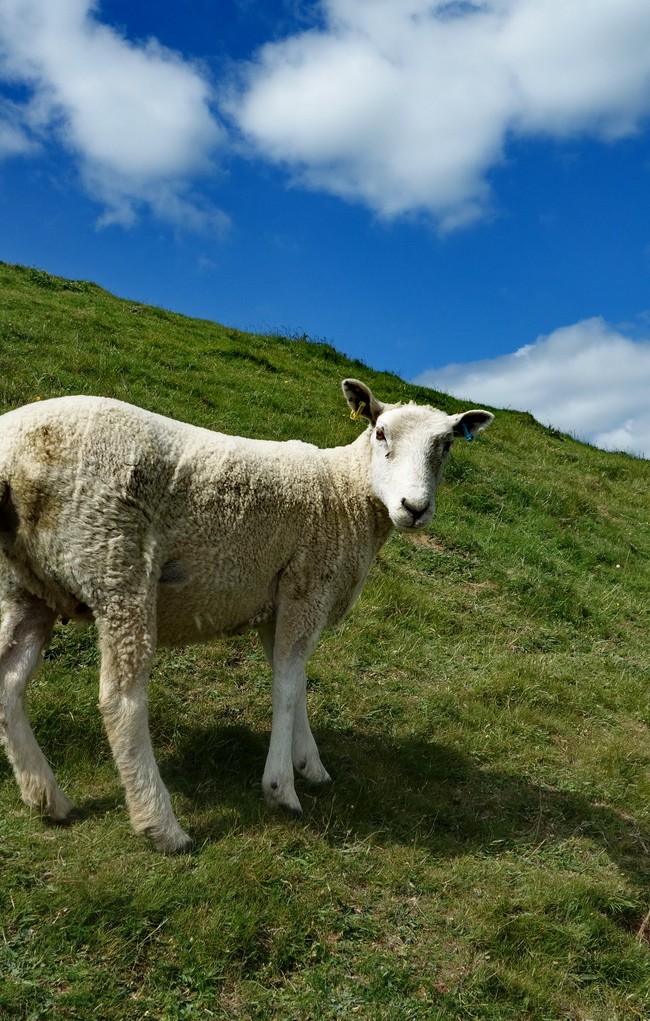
0,378,493,853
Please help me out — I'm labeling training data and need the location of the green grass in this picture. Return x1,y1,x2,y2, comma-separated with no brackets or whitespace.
1,259,649,1019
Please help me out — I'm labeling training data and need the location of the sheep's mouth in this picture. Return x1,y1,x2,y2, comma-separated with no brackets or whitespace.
391,509,435,531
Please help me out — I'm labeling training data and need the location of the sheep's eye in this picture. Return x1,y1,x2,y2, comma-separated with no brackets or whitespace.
375,427,386,442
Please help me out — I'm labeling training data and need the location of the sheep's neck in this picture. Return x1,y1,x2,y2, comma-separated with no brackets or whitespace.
322,430,394,548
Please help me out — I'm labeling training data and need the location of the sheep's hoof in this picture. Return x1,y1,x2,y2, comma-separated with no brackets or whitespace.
24,787,77,823
295,760,333,785
143,824,193,855
311,767,333,786
263,780,303,818
44,805,82,828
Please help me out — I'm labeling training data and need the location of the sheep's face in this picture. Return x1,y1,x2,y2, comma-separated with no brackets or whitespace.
343,378,494,532
369,405,453,530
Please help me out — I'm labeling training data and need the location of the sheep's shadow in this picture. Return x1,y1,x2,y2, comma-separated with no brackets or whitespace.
159,720,650,889
43,793,124,827
3,703,647,892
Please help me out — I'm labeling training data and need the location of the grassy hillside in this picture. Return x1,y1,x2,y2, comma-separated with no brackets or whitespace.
0,260,649,1020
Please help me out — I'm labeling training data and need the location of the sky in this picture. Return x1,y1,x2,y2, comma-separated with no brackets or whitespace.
1,1,650,457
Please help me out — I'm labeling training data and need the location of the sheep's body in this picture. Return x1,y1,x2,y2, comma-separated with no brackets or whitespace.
0,395,389,644
0,380,493,852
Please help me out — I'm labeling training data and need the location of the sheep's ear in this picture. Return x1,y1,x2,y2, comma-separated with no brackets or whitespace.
450,409,494,440
342,379,386,425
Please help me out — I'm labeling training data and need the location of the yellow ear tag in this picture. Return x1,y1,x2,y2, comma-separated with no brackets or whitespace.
350,400,366,421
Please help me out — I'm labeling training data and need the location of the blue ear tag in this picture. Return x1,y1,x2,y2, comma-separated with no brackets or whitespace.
463,422,473,442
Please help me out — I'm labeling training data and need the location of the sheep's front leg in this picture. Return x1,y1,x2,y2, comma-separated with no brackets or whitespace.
260,629,331,816
0,596,76,820
97,611,191,854
262,639,306,816
291,695,332,787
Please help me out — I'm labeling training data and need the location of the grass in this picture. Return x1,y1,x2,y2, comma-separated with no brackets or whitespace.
0,259,649,1019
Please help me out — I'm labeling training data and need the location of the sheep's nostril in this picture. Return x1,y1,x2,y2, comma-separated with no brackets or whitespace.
401,498,430,521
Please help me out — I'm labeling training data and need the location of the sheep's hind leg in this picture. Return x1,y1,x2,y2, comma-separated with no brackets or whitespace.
0,595,76,820
257,623,331,790
97,607,191,854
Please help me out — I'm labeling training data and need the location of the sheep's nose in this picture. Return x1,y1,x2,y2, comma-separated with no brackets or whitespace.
401,498,430,522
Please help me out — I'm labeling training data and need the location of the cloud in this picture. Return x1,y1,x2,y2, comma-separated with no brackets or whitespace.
4,2,649,231
413,317,650,458
0,0,225,229
0,97,37,157
229,0,650,227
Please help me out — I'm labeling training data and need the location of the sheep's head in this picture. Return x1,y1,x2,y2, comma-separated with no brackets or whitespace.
343,378,493,531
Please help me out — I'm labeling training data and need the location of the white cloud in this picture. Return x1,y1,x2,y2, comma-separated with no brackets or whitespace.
0,0,225,229
4,2,649,231
229,0,650,227
0,97,37,157
413,317,650,457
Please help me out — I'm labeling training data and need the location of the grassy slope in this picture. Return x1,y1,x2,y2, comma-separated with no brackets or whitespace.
0,261,649,1020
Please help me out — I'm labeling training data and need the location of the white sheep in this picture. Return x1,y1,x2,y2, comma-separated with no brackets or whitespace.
0,378,493,852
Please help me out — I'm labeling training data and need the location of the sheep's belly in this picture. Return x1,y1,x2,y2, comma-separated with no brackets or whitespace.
155,585,274,646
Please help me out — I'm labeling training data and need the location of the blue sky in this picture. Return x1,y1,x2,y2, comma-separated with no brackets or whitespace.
1,1,650,456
